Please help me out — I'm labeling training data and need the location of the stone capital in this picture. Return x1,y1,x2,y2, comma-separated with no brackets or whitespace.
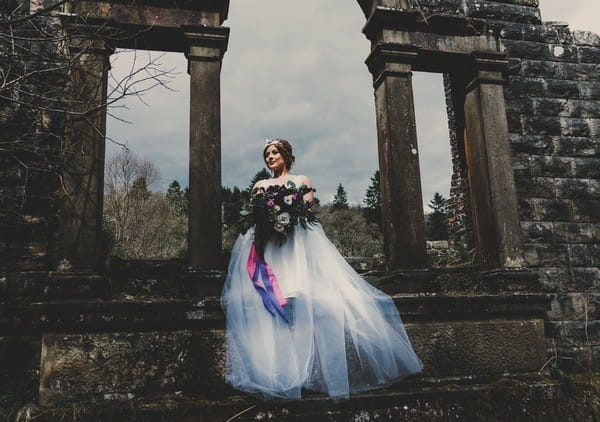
365,43,419,88
182,25,230,63
466,51,509,91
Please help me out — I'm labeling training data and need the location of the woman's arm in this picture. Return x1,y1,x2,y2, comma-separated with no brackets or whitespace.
299,175,315,203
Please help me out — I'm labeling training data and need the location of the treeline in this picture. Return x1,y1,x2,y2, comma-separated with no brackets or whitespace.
103,150,449,260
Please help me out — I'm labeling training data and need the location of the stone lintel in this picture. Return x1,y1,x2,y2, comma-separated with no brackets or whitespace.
363,7,488,42
365,38,503,78
73,0,229,27
60,17,116,56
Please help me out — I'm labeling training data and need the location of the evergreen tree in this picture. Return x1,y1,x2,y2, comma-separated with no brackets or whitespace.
247,168,271,192
166,180,186,216
332,183,349,211
426,192,449,240
362,170,381,228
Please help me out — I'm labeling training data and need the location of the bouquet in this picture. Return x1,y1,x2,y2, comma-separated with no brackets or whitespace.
241,180,317,256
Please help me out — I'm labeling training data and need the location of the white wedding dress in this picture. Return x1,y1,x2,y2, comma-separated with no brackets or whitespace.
221,223,423,401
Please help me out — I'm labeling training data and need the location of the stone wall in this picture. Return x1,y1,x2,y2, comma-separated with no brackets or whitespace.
503,22,600,371
0,11,66,272
428,0,600,370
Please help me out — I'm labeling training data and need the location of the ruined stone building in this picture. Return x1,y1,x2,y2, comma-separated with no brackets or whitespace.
1,0,599,419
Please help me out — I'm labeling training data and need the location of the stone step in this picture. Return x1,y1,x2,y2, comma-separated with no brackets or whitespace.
0,271,108,299
26,293,551,333
20,374,600,421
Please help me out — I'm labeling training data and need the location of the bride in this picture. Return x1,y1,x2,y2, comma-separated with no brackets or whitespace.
221,138,423,401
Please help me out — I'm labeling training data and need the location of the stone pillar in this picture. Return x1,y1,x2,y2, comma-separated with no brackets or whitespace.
463,52,525,269
184,25,229,269
366,44,427,269
58,33,112,270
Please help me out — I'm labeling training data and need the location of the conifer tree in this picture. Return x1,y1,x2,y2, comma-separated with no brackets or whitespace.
332,183,349,211
426,192,448,240
363,170,381,228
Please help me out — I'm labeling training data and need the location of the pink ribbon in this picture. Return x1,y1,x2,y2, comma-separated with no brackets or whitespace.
247,243,289,322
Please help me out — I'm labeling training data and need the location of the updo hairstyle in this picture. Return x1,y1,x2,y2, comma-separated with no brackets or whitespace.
263,139,295,170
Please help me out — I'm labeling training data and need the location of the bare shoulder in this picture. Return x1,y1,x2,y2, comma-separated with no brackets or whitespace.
295,175,313,189
253,179,267,190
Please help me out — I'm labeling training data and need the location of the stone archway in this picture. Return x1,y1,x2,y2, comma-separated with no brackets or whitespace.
56,0,230,270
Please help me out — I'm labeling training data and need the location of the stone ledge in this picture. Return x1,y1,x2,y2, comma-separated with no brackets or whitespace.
25,293,551,333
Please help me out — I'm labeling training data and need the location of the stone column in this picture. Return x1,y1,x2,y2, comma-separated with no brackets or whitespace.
463,52,525,269
366,44,427,269
58,32,112,270
183,25,229,269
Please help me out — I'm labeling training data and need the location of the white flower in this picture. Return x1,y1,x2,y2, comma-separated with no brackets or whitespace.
277,212,291,225
274,205,281,212
273,223,285,232
283,195,293,205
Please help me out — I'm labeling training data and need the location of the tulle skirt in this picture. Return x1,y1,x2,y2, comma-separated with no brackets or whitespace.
221,223,423,401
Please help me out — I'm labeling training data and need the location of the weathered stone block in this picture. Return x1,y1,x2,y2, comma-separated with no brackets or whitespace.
548,293,599,320
555,178,596,199
572,30,600,47
523,243,568,267
570,268,600,291
553,136,600,157
578,46,600,64
515,176,556,198
546,320,600,343
506,97,534,115
499,22,525,41
533,267,568,292
542,22,573,44
568,243,597,267
518,197,535,219
504,40,578,62
39,330,227,405
505,76,546,98
521,221,554,243
553,222,596,243
406,319,546,377
528,156,572,178
510,134,554,155
506,111,523,132
589,244,600,267
578,82,600,100
545,79,581,99
464,1,541,23
572,199,600,222
550,344,594,372
522,116,561,136
531,198,572,221
512,152,531,176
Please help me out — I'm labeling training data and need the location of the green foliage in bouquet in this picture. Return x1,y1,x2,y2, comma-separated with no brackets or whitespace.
241,180,317,256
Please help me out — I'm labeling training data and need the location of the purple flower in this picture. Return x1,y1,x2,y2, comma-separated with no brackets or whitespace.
267,199,275,207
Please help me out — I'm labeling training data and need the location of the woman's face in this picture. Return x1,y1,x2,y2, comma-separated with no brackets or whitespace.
264,145,286,173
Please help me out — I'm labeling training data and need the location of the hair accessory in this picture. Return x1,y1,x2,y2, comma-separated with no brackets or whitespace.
265,138,280,146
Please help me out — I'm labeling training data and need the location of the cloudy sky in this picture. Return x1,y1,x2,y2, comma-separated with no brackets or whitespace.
106,0,600,207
